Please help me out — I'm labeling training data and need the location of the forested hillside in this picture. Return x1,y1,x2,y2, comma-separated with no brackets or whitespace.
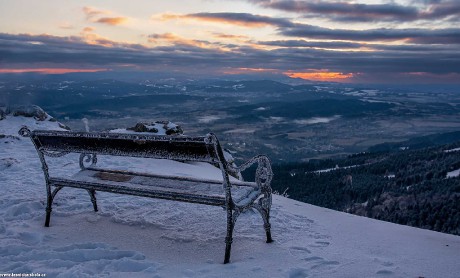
271,141,460,235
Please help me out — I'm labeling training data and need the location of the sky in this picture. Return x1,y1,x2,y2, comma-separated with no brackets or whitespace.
0,0,459,83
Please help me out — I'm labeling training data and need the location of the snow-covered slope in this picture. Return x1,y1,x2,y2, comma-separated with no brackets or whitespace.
1,114,459,278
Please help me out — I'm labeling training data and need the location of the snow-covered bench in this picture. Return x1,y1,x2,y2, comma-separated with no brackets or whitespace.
19,126,273,263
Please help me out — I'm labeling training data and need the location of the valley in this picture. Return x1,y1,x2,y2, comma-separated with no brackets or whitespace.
2,78,460,163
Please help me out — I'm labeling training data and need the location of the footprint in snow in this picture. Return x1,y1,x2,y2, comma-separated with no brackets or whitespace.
17,231,44,245
289,246,312,256
303,256,340,270
308,240,330,248
376,269,394,275
288,267,309,278
373,258,395,276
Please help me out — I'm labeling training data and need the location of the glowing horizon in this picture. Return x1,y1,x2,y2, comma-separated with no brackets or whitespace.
284,71,354,82
0,68,109,74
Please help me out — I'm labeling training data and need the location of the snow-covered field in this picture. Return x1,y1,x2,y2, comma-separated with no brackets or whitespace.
293,116,341,125
447,169,460,178
1,115,459,278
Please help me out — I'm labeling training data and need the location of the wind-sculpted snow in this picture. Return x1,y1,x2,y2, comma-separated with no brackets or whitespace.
1,115,459,277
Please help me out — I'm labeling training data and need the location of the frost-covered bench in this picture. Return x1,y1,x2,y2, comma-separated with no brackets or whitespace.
19,126,273,263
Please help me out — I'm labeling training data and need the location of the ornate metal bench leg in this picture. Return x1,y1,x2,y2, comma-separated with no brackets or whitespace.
45,196,52,227
259,209,273,243
87,189,98,212
255,195,274,243
265,221,273,243
45,186,63,227
224,208,234,264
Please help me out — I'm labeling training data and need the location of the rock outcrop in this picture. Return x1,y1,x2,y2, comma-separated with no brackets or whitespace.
12,105,48,121
127,121,183,135
0,105,70,130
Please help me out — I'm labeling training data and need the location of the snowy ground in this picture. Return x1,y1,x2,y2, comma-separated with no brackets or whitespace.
1,115,459,278
447,169,460,178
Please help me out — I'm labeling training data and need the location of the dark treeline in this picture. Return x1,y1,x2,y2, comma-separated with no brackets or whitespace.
269,141,460,236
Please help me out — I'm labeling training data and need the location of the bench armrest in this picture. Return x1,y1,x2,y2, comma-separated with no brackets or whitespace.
228,155,273,193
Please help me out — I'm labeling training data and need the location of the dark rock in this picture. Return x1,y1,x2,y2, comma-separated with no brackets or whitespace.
127,123,159,133
12,105,48,121
161,121,183,135
127,121,183,135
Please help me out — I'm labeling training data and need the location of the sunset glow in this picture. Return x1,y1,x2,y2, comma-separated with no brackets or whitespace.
0,68,108,74
222,67,277,74
284,71,354,82
157,13,277,28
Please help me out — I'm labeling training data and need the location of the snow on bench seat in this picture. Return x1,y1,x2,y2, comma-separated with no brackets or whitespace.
50,168,260,207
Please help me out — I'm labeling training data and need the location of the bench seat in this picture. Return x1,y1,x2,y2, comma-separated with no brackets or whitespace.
50,168,261,207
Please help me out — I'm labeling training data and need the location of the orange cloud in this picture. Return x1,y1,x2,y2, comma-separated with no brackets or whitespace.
96,17,128,26
212,33,249,41
83,6,128,26
284,71,354,82
157,13,181,21
155,13,274,28
191,16,266,27
148,33,177,41
148,33,198,45
0,68,108,74
80,31,118,47
148,33,228,50
83,6,110,19
79,29,148,48
82,27,95,32
223,67,277,74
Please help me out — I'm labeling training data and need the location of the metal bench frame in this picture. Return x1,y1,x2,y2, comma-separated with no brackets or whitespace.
19,126,273,263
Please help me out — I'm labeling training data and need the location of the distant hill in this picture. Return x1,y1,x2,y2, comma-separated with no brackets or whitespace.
368,131,460,152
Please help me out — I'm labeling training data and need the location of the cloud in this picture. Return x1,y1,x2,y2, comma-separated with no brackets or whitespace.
259,40,363,49
147,33,226,50
211,33,249,40
95,17,128,26
83,6,110,20
78,27,132,47
0,68,107,74
82,27,95,33
419,0,460,20
0,33,459,83
156,12,292,27
279,24,460,44
248,0,460,22
222,67,277,74
158,11,460,44
265,1,417,22
83,6,128,26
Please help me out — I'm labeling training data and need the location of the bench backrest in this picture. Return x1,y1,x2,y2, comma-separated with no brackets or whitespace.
29,130,221,163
